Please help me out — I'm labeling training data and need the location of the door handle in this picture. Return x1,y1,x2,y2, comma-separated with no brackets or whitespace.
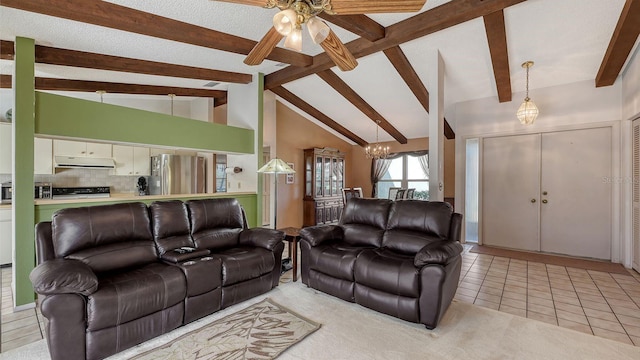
531,199,536,203
542,199,548,204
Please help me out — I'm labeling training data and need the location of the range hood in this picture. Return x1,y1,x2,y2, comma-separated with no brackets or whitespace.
54,156,116,169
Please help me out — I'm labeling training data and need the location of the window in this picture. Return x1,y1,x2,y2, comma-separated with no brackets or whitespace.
465,139,479,242
376,153,429,200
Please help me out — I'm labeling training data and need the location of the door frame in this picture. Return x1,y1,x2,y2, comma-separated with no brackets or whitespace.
459,120,621,263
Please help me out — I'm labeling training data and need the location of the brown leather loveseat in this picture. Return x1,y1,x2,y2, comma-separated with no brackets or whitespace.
29,198,284,360
300,197,463,329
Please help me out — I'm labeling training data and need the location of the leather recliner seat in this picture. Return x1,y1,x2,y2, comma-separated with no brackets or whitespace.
300,198,463,329
30,198,284,360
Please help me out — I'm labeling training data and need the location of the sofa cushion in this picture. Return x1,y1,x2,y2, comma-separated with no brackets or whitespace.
66,241,158,274
307,243,370,281
187,198,245,250
86,262,186,331
340,198,392,247
150,200,194,255
213,247,274,286
51,203,158,271
383,201,453,254
355,248,420,298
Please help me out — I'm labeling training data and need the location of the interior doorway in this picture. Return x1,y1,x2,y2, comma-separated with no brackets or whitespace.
262,147,271,227
633,118,640,271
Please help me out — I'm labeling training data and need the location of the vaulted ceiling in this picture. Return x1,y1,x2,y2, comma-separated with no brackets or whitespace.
0,0,638,146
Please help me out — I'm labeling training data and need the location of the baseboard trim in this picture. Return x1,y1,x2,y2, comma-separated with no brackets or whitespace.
13,302,36,312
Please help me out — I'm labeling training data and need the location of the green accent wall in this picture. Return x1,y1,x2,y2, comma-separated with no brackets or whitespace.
13,37,36,306
35,194,258,227
256,73,264,226
35,92,254,154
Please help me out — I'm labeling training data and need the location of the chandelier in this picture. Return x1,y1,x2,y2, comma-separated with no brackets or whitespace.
516,61,539,125
365,120,390,160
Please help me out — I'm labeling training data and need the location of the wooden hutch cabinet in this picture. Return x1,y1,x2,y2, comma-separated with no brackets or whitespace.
303,147,345,226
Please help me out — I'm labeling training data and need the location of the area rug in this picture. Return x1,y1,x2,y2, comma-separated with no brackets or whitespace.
130,298,320,360
470,244,630,274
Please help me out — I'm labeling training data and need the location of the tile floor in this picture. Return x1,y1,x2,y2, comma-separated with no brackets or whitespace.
2,247,640,354
455,249,640,346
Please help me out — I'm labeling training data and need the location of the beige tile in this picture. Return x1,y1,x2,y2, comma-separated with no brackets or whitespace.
606,297,640,310
503,284,527,294
482,279,505,290
455,287,478,298
498,304,527,318
474,298,500,310
610,305,640,318
617,314,640,328
591,327,634,345
583,307,618,322
1,309,37,324
484,275,506,284
527,303,556,317
581,300,613,312
1,316,39,332
554,301,585,316
600,289,633,301
528,289,553,300
577,293,607,304
588,317,626,333
527,296,554,307
551,288,579,299
476,292,502,303
622,323,640,338
479,286,503,297
502,291,526,302
500,297,526,310
1,323,42,342
549,280,574,290
588,270,613,280
461,276,484,286
557,317,593,335
454,294,475,304
556,309,589,325
458,281,481,292
631,336,640,347
527,311,558,326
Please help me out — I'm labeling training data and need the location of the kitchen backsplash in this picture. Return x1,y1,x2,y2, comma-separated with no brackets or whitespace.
32,169,142,193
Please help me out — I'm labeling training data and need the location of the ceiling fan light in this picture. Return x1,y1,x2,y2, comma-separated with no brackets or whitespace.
307,17,330,45
284,27,303,52
273,9,297,36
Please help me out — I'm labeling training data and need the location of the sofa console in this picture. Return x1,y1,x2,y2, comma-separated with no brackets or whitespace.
30,198,284,360
300,198,463,329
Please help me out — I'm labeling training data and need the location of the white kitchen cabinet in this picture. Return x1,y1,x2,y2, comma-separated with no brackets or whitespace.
0,123,11,174
34,138,53,174
0,208,12,266
150,148,174,156
54,140,112,158
112,145,150,176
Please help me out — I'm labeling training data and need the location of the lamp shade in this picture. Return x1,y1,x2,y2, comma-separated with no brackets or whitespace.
273,9,297,36
257,158,295,174
284,27,302,52
307,17,330,45
517,98,539,125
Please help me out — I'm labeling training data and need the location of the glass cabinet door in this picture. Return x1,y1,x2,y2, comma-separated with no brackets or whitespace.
331,158,338,196
305,153,313,197
323,157,331,196
315,156,323,196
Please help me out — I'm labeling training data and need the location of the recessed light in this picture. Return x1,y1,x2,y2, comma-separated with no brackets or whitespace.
203,81,219,87
275,63,288,67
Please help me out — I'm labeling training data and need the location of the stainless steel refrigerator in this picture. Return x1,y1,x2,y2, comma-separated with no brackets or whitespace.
148,154,206,195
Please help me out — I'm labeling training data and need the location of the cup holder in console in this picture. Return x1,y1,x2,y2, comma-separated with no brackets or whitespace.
183,261,197,266
200,257,213,261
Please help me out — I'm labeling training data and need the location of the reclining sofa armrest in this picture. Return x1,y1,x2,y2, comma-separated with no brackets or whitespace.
161,248,211,263
300,225,343,247
414,241,463,267
30,259,98,296
448,213,463,243
239,228,285,250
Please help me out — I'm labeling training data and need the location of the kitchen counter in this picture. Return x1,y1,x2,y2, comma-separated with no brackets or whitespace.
34,192,256,205
0,204,11,209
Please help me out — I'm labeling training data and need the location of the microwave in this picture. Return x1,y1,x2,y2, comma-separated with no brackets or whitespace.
0,182,52,204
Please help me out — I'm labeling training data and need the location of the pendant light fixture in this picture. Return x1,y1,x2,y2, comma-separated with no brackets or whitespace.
96,90,106,103
516,61,539,125
365,120,390,160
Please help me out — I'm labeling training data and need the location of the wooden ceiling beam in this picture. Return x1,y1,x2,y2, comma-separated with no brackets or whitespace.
383,46,455,140
270,86,368,147
318,13,386,42
1,75,226,98
214,97,228,107
1,0,312,67
265,0,527,89
0,40,252,84
0,75,11,88
596,0,640,87
316,69,407,144
483,10,512,102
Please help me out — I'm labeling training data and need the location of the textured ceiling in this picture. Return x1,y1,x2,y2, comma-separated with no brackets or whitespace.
0,0,634,144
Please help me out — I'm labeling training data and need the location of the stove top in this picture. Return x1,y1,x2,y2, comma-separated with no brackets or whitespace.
52,187,111,199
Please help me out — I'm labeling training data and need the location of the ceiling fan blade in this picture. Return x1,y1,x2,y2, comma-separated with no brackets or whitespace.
245,27,285,65
210,0,270,7
320,30,358,71
329,0,426,15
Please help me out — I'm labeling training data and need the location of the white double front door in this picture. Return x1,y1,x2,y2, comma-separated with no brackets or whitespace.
482,127,612,260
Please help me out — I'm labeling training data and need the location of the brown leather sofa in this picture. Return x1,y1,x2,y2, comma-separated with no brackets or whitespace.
30,198,284,360
300,198,463,329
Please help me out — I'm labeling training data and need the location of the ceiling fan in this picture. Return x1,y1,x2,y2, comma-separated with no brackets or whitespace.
213,0,427,71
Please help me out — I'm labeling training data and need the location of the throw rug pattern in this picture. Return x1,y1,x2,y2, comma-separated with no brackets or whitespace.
131,298,321,360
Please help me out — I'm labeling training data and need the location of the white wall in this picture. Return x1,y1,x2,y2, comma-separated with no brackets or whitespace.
226,74,260,193
623,43,640,121
452,79,627,264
